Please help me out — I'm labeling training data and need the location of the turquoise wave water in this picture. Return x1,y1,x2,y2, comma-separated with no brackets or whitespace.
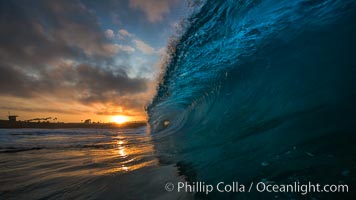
148,0,356,199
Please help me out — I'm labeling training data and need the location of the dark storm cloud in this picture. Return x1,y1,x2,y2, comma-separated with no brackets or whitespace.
0,0,112,67
0,62,147,103
0,0,149,110
74,64,147,103
0,105,79,115
0,64,33,97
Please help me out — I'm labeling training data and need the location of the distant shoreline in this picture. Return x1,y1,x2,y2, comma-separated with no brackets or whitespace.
0,120,147,129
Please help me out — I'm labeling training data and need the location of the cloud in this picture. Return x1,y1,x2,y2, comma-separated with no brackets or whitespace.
118,29,134,37
0,64,33,97
0,61,148,105
116,29,156,55
0,105,80,115
117,29,135,40
0,0,153,118
0,0,118,69
133,39,156,54
129,0,178,22
103,44,135,54
105,29,115,39
0,0,171,120
74,64,147,103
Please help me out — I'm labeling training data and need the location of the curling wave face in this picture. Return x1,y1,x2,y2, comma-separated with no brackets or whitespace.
148,0,356,199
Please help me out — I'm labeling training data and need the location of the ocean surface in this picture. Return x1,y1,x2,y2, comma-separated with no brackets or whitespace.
147,0,356,199
0,128,191,200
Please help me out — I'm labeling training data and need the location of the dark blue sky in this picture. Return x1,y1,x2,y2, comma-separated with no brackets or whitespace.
83,0,188,78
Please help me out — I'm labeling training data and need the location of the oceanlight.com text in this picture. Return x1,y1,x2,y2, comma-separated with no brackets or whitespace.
165,181,349,195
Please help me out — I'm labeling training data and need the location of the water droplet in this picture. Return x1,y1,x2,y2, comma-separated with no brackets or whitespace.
163,120,170,127
305,152,315,157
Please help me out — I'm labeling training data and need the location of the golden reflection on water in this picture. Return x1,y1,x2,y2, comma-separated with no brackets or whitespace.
92,134,159,175
119,148,126,157
0,129,160,196
0,132,159,183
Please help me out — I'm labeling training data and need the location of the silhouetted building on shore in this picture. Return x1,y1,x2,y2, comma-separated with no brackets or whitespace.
8,115,18,122
84,119,92,124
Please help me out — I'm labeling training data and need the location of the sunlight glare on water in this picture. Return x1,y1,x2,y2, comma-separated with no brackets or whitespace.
0,127,161,199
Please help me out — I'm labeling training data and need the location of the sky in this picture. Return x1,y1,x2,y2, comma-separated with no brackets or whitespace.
0,0,188,122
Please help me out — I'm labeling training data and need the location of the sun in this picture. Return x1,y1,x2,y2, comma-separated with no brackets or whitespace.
112,115,129,124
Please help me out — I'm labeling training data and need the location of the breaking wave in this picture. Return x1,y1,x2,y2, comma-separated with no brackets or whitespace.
148,0,356,199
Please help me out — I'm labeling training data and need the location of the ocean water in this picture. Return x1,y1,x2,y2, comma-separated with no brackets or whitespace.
147,0,356,199
0,128,191,200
